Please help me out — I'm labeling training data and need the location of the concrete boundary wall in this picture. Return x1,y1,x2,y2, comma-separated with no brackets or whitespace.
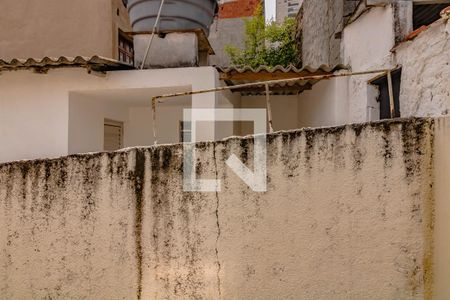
1,117,448,299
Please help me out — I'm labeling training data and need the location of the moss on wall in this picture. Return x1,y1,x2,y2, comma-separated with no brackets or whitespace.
0,117,438,299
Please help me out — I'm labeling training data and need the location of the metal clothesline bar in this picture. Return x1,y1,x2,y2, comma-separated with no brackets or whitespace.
151,68,396,145
152,68,393,103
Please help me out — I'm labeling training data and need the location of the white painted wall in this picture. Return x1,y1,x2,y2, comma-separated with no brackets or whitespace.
342,6,395,71
282,5,398,131
394,18,450,118
68,92,130,154
125,102,191,147
0,69,83,163
296,78,351,128
216,89,242,139
295,5,448,126
68,87,194,153
342,5,396,123
240,95,298,135
0,67,223,163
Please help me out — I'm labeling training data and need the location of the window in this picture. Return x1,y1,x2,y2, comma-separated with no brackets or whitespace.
179,121,192,143
104,119,124,151
413,2,450,30
371,68,402,120
118,30,134,65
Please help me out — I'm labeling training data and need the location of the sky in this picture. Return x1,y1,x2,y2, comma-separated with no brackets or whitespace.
265,0,276,23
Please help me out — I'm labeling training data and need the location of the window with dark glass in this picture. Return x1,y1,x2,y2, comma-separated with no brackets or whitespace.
118,30,134,65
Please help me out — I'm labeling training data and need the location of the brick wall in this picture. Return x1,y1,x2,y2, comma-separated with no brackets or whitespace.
218,0,261,19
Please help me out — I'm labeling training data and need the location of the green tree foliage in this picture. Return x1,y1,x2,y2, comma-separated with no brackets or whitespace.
224,6,300,68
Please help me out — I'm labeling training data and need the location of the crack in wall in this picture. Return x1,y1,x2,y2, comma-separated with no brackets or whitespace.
0,117,442,299
212,143,222,298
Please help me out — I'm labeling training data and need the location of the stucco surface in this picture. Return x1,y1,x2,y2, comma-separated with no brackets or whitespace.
342,5,396,124
300,0,359,68
301,0,333,67
208,18,248,67
0,118,438,299
395,18,450,118
134,33,199,69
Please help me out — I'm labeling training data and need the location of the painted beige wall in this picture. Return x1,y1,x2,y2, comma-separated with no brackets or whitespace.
1,117,446,299
0,0,131,60
112,0,133,60
432,117,450,300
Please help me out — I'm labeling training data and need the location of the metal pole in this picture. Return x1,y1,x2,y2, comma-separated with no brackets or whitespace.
155,69,393,103
150,68,395,143
387,70,395,118
265,83,274,133
140,0,165,70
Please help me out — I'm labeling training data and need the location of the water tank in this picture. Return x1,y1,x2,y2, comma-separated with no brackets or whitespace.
127,0,218,35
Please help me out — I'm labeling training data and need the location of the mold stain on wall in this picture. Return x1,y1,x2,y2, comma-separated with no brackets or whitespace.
0,117,439,299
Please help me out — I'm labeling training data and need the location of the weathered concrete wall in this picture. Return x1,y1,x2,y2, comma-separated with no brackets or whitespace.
134,33,199,69
394,18,450,118
0,118,443,299
208,18,248,67
299,0,359,67
300,0,335,67
208,0,260,67
301,3,448,125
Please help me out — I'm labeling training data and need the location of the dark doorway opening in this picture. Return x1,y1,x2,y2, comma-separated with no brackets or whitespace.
371,68,402,120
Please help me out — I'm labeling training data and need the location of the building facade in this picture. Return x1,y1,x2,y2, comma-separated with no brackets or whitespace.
295,0,450,124
276,0,303,22
0,0,132,63
0,0,449,165
208,0,262,66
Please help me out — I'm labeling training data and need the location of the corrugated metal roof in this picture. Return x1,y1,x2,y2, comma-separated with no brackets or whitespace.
0,56,134,73
216,64,347,95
